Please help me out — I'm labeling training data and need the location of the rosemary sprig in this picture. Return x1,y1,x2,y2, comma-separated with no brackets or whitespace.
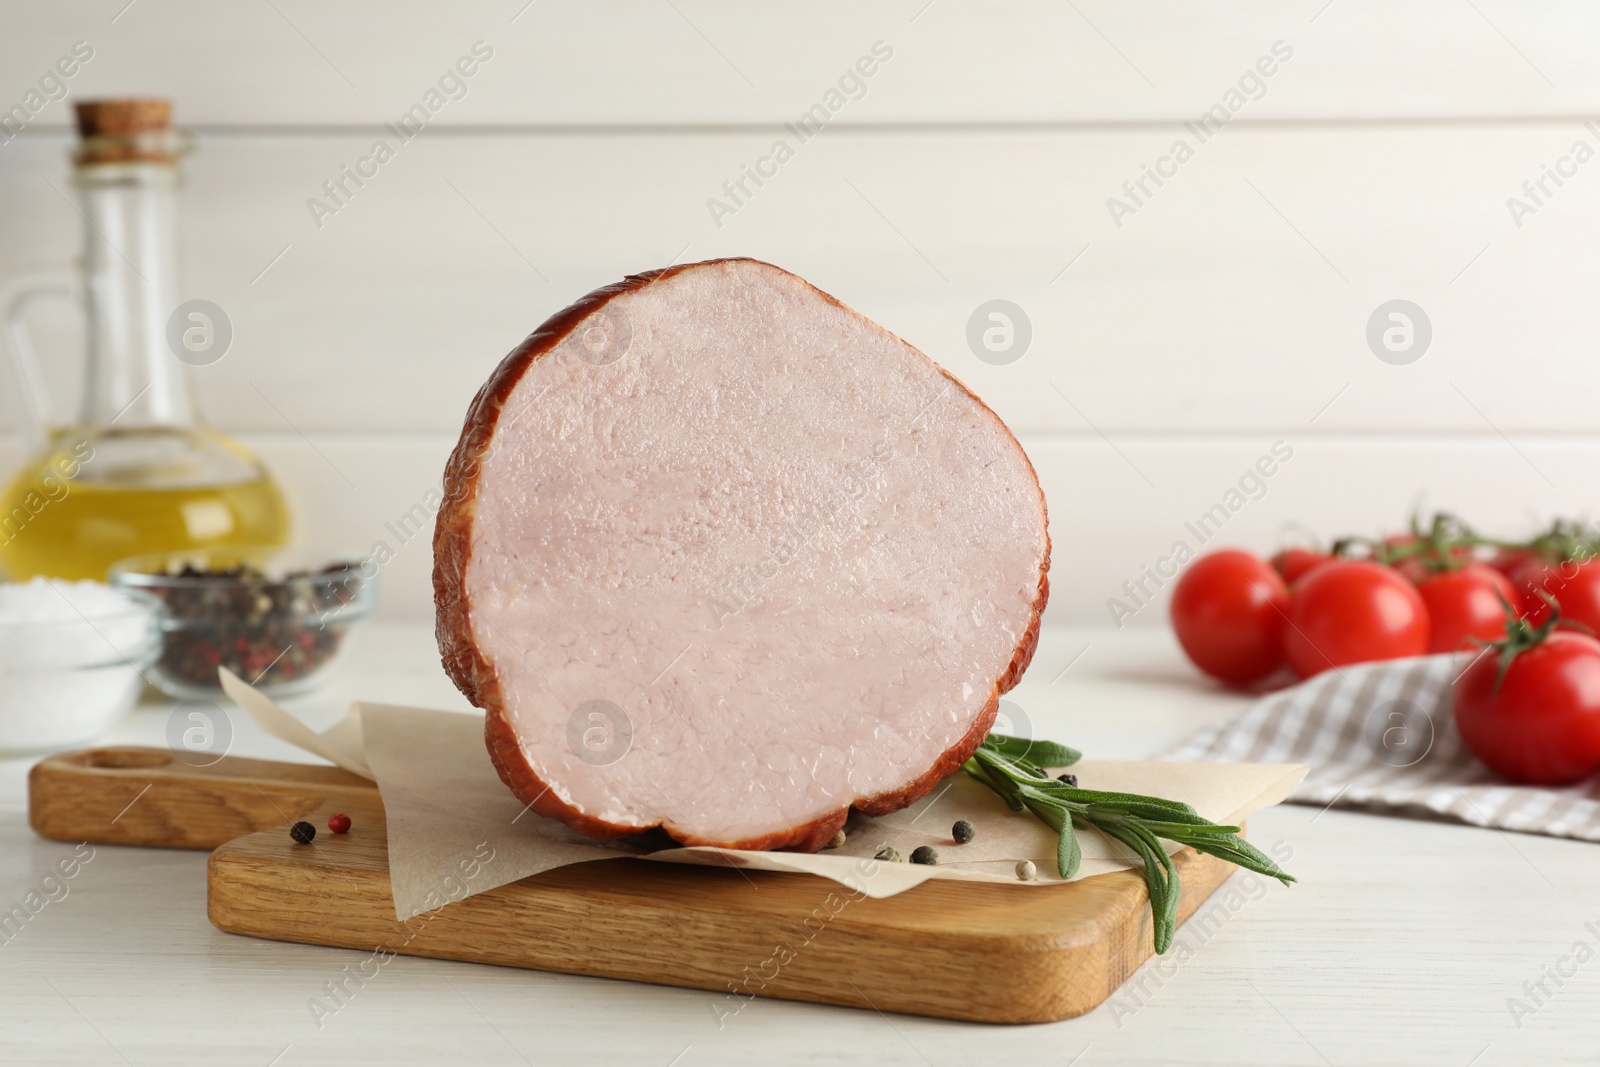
962,733,1294,953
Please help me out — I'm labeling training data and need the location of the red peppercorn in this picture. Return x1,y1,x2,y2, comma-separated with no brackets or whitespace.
328,813,352,835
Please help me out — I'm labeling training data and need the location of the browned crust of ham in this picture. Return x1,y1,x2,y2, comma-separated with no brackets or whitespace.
434,258,1050,853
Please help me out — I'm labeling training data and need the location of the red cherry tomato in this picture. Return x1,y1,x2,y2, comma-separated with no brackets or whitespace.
1488,547,1542,578
1381,533,1473,585
1417,564,1516,654
1170,550,1289,685
1283,560,1430,678
1510,558,1600,633
1380,535,1424,585
1455,630,1600,784
1270,547,1331,586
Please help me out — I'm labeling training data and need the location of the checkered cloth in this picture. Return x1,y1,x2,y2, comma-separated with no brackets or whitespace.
1165,653,1600,841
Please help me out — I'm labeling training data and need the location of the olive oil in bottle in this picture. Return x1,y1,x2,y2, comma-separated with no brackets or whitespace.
0,429,289,581
0,99,290,580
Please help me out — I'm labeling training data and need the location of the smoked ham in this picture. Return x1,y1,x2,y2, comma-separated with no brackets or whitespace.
434,259,1049,851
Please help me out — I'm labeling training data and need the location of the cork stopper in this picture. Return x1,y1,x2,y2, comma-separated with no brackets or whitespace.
73,98,179,165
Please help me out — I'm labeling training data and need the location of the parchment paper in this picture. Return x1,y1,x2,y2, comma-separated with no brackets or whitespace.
219,670,1306,920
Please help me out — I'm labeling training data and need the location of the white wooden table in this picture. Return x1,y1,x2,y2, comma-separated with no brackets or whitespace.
1,622,1592,1066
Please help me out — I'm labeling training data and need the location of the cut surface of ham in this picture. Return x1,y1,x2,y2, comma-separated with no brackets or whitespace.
434,259,1049,851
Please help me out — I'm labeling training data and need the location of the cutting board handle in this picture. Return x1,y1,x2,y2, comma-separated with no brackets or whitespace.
29,746,379,851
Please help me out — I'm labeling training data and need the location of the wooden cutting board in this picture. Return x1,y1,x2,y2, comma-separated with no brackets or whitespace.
28,745,1242,1024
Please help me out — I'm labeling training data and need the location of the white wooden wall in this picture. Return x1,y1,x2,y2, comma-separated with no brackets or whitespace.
4,1,1600,624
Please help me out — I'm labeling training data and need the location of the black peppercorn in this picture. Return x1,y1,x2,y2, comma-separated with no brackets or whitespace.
1057,773,1078,787
910,846,939,865
952,819,975,844
290,821,317,844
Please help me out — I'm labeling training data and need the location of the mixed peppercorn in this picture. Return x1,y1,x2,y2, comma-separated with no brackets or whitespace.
289,813,353,844
143,561,366,691
868,820,983,869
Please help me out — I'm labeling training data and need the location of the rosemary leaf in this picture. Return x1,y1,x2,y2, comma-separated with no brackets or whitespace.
965,732,1296,954
1136,820,1245,838
1023,795,1081,879
1057,815,1082,880
1184,835,1296,886
1031,785,1200,818
1091,813,1180,952
983,733,1082,769
965,757,1025,812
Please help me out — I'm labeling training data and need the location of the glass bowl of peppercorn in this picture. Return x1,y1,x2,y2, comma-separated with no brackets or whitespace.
108,548,376,699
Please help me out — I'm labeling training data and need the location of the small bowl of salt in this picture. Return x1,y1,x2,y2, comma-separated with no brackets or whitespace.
0,578,162,756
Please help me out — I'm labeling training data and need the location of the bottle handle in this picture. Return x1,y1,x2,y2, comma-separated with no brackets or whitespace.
2,270,77,450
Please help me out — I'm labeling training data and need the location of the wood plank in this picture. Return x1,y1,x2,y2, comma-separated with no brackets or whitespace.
3,125,1595,438
2,1,1597,126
